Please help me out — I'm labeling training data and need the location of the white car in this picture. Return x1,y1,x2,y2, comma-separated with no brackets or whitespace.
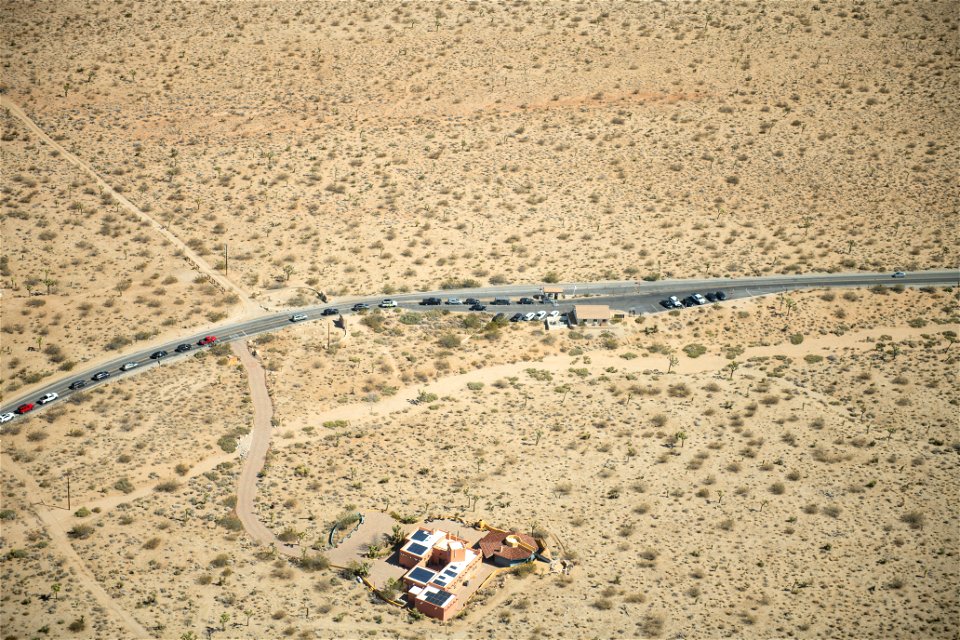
446,297,462,305
38,392,58,405
290,313,308,322
379,299,398,308
535,310,547,321
523,312,537,321
892,271,906,278
0,413,14,424
120,362,139,372
668,296,682,308
548,310,560,318
692,293,708,305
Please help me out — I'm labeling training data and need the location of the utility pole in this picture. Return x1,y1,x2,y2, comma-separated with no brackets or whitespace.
224,244,228,277
327,322,330,350
66,473,71,511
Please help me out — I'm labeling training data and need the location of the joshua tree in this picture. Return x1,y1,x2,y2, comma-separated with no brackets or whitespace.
243,610,253,627
784,297,797,317
534,429,543,446
282,264,295,282
180,632,197,640
716,490,724,506
43,278,58,295
675,431,687,448
667,355,679,374
388,524,404,547
219,612,229,631
726,361,740,380
51,583,61,600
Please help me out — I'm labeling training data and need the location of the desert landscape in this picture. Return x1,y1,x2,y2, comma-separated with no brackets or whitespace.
1,0,958,638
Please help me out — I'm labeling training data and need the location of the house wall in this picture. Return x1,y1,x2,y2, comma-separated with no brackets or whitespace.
399,550,425,569
415,599,453,621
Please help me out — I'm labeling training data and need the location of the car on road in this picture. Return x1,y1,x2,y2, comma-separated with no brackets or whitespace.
120,362,139,371
352,303,370,312
535,310,547,321
420,297,442,306
69,380,88,390
469,303,487,311
198,336,218,346
38,392,58,405
464,298,480,306
892,271,906,278
290,313,308,322
548,310,560,318
491,298,511,305
660,296,682,309
519,297,535,305
149,351,168,360
715,291,727,301
682,296,697,307
378,300,397,308
15,403,34,415
523,312,537,321
510,313,524,322
321,308,339,316
692,293,708,305
92,370,111,380
705,292,717,302
175,343,193,353
0,412,14,423
445,297,463,305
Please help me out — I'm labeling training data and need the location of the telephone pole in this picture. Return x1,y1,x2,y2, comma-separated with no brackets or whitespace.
66,473,71,511
224,243,228,277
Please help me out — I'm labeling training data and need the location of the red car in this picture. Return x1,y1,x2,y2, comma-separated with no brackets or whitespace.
197,336,217,346
15,403,34,414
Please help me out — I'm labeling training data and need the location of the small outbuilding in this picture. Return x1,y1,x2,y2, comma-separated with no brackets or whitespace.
477,531,538,567
569,304,611,327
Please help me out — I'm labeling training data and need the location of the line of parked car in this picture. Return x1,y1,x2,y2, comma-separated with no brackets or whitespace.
1,336,221,422
660,291,727,309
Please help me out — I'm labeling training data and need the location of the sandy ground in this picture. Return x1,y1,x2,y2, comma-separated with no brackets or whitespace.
1,0,958,638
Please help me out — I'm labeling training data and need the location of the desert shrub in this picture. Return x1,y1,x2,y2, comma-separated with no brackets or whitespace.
217,514,243,531
0,510,15,521
683,344,707,358
278,527,301,543
68,524,95,539
789,333,804,345
769,482,786,495
437,333,461,349
466,382,484,391
209,553,230,568
901,511,925,530
804,354,823,364
298,553,330,572
74,507,91,518
142,537,162,550
154,479,181,493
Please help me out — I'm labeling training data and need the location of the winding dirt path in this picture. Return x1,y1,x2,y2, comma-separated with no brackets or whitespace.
1,453,151,638
0,96,257,314
230,341,283,548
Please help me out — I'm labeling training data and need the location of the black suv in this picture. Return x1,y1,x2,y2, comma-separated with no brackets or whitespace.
519,297,535,305
321,308,339,316
490,298,511,305
175,343,192,353
92,371,111,381
420,297,442,306
69,380,88,390
464,298,480,306
150,350,168,359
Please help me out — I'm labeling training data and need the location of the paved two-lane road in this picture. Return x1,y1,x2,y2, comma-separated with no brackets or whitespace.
2,269,956,417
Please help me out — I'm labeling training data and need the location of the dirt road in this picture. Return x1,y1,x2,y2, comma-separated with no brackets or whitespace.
230,341,284,549
0,96,257,315
1,454,151,638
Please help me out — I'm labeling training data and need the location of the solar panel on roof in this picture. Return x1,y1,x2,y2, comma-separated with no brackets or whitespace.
411,530,431,542
406,542,428,556
424,590,452,607
408,567,435,583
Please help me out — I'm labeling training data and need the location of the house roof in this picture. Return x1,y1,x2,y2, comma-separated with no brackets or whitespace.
542,286,564,293
477,531,538,561
572,304,611,320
